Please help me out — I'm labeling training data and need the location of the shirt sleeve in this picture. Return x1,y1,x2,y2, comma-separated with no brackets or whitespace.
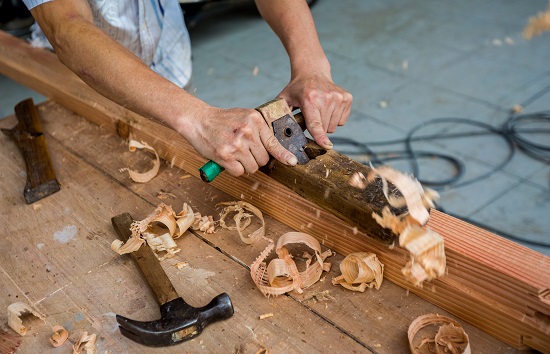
22,0,53,10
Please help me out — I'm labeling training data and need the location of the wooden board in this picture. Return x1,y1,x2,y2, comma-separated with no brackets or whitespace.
0,102,519,353
0,31,548,351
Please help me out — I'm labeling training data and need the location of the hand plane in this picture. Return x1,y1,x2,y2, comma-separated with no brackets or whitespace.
198,98,310,182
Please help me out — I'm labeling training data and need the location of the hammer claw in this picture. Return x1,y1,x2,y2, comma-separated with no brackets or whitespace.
115,295,234,347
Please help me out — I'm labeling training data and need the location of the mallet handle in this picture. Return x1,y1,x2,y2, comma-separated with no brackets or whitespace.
112,213,180,305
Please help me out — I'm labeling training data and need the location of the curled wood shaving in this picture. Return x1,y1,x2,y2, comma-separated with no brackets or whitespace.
366,165,446,287
408,314,470,354
175,203,195,238
523,3,550,39
332,252,384,292
7,302,43,336
218,201,265,244
250,232,332,297
126,140,160,183
50,325,68,347
72,331,97,354
111,203,213,259
400,226,446,287
370,165,435,225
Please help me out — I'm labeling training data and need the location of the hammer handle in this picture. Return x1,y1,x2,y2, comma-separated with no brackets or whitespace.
112,213,180,305
1,98,60,203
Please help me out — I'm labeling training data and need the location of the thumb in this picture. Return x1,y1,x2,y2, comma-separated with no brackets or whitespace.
259,125,298,166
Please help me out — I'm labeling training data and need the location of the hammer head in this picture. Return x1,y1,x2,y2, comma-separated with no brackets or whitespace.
116,294,233,347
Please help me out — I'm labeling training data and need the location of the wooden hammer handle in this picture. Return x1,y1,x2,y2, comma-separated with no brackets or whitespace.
111,213,180,305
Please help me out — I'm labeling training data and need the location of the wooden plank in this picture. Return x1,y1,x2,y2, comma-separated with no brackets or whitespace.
34,100,518,353
0,114,368,353
0,31,549,351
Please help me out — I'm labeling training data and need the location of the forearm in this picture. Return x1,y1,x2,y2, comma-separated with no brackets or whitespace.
254,0,330,78
30,2,207,137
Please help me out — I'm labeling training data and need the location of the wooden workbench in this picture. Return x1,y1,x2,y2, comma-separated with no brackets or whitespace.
0,101,519,353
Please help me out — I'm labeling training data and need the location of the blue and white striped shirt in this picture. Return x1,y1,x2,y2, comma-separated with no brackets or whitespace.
22,0,192,88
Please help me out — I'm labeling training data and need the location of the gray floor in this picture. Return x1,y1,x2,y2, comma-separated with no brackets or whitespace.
1,0,549,255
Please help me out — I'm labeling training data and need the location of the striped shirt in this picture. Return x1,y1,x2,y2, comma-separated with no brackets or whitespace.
22,0,192,88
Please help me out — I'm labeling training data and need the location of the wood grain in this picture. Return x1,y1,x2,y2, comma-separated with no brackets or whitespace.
0,31,548,352
29,101,517,353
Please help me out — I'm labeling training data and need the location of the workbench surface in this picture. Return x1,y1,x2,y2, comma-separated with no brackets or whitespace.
0,101,518,353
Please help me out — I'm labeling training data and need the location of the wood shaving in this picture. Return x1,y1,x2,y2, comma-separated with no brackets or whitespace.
370,165,435,225
192,213,216,234
511,104,523,114
408,314,470,354
250,232,332,297
332,252,384,292
72,332,97,354
364,166,445,287
50,325,68,347
400,226,446,287
157,191,177,200
126,140,160,183
111,203,214,259
349,172,367,189
218,201,265,244
7,302,43,336
259,313,273,320
174,261,189,269
523,3,550,39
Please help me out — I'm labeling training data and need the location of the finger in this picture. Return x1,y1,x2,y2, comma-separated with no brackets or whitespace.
302,105,333,149
259,126,297,166
223,160,245,177
250,145,270,167
326,101,340,133
338,92,353,126
238,153,260,175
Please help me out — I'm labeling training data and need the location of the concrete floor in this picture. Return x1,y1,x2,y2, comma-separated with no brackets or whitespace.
1,0,549,255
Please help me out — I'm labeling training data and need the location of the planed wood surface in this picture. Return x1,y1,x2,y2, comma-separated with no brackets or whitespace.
0,102,517,353
0,110,366,353
0,31,549,351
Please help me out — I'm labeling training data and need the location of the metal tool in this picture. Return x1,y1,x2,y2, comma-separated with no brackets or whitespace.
199,98,309,182
1,98,60,204
111,213,234,347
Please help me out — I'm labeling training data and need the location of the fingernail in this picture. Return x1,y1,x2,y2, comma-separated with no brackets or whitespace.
324,139,333,149
287,155,298,166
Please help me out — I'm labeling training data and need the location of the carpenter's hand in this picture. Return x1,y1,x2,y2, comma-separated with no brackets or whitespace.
278,72,352,149
184,106,298,177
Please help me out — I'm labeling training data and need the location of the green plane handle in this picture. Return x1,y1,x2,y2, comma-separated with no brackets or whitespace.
199,160,224,182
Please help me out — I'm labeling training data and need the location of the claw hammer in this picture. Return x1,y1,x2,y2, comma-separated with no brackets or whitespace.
111,213,234,347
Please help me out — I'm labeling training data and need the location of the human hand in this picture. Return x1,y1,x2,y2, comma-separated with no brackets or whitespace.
181,106,298,177
278,71,352,149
